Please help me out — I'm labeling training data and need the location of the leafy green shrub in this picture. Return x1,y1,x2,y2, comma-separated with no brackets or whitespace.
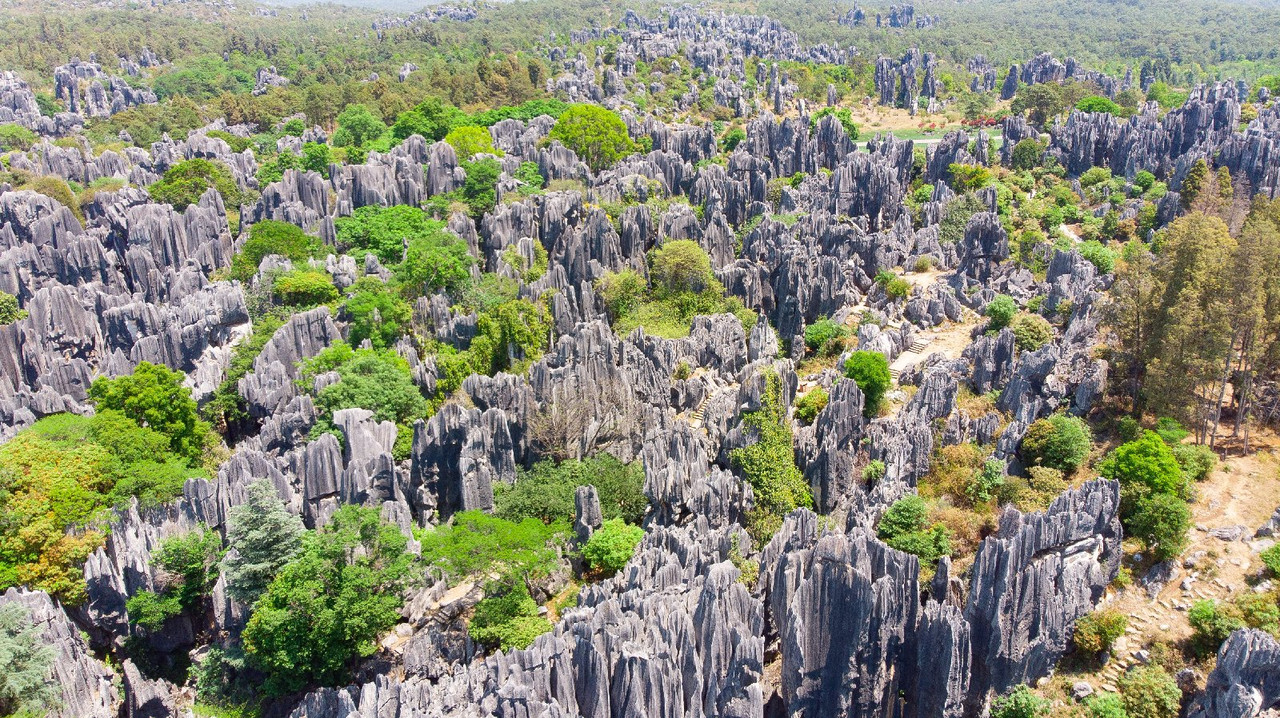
1154,417,1189,445
1171,443,1217,482
0,291,26,325
1134,170,1156,192
1079,167,1114,189
1020,414,1092,473
468,582,551,651
273,269,337,307
1128,492,1191,561
300,342,428,454
148,158,241,211
230,220,324,282
494,455,647,526
335,205,439,264
548,104,634,172
804,318,848,354
1086,692,1128,718
1261,544,1280,576
1118,665,1181,718
444,125,500,158
0,603,58,716
514,161,544,191
417,511,565,583
1079,240,1117,273
153,526,222,608
809,106,859,139
965,459,1006,504
730,372,811,537
0,123,38,152
126,589,183,631
985,294,1017,330
949,163,994,192
844,351,891,417
650,240,714,297
721,127,746,151
991,685,1050,718
1074,608,1128,655
1188,599,1245,656
341,277,413,348
89,361,213,464
1077,96,1123,115
1116,415,1141,442
794,387,829,424
1010,313,1053,350
243,505,413,695
1102,431,1186,500
597,269,646,319
877,495,927,539
1235,591,1280,634
582,518,644,574
862,459,887,483
886,525,952,564
1010,138,1045,171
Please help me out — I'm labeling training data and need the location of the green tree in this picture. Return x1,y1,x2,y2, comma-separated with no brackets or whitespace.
1179,159,1209,209
1019,414,1092,473
1010,138,1044,171
444,125,500,158
596,269,646,319
148,158,241,211
341,277,413,348
730,372,811,528
1077,96,1123,114
89,362,211,464
416,511,564,583
153,525,222,609
391,97,465,142
0,603,58,716
804,318,848,355
650,240,714,297
548,104,634,172
243,505,413,695
467,297,551,375
221,479,304,605
1127,492,1191,561
231,220,324,281
949,163,993,192
467,582,551,651
332,104,386,148
985,295,1017,330
843,351,891,417
1101,431,1185,500
1012,82,1066,126
0,292,26,325
581,518,644,574
460,157,501,218
335,205,438,265
1118,665,1181,718
393,225,474,298
301,142,332,176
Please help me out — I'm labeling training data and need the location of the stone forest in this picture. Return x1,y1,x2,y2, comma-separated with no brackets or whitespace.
0,0,1278,716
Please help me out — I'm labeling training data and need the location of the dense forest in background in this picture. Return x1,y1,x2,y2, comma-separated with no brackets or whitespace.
3,0,1280,93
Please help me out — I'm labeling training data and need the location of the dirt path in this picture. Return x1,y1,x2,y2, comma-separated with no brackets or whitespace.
1078,442,1280,692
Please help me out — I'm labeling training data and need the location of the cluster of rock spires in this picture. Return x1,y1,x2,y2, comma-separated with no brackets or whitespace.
999,52,1132,101
2,7,1280,718
371,3,483,35
838,3,935,29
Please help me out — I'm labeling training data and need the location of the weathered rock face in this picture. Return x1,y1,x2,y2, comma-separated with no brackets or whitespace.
963,479,1122,706
1189,629,1280,718
0,588,120,718
770,528,920,718
410,402,516,520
